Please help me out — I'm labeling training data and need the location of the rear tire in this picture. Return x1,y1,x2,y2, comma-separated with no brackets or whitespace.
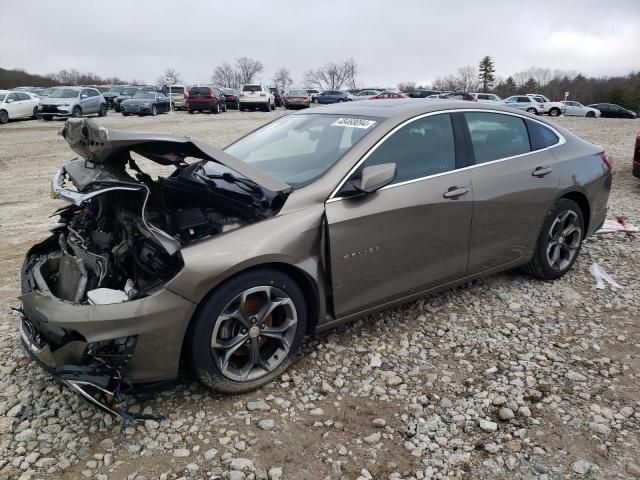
526,107,537,114
189,269,308,394
151,104,158,116
524,198,584,280
98,104,107,117
32,107,40,119
212,103,220,114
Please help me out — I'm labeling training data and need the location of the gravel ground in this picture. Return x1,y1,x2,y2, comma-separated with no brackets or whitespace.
0,110,638,480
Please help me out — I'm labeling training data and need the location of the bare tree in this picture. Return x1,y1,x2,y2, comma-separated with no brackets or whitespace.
397,81,417,93
156,67,183,86
454,66,478,92
304,58,359,90
211,62,238,88
235,57,264,85
272,67,293,89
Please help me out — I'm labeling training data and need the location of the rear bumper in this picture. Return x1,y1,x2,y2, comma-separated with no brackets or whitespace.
187,100,216,110
239,100,269,107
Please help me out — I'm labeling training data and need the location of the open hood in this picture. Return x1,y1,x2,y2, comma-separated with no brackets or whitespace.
60,118,291,193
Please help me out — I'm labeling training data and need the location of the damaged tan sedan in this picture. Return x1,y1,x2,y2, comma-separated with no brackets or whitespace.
19,100,611,418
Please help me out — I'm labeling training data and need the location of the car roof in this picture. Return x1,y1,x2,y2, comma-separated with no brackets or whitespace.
292,98,551,119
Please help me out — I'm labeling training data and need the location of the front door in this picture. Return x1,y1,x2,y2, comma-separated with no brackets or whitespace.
326,113,473,318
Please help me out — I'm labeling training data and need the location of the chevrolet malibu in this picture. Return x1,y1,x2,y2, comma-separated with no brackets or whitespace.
19,100,611,417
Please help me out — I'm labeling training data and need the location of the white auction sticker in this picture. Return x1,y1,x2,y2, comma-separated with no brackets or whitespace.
331,118,377,129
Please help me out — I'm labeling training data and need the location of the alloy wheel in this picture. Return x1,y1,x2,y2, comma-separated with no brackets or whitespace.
0,110,8,124
546,210,582,271
210,285,297,382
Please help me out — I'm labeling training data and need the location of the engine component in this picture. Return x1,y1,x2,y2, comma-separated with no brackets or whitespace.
57,254,88,303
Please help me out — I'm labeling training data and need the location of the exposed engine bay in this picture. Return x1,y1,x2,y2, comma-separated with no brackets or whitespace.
24,118,291,306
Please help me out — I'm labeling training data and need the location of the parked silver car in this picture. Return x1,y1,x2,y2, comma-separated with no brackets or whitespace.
500,95,545,114
39,87,107,120
19,101,611,417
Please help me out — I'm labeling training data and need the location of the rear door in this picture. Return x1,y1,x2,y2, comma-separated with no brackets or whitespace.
463,111,560,274
326,113,473,318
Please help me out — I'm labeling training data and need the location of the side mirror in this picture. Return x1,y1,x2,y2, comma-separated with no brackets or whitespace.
357,163,397,193
81,94,88,99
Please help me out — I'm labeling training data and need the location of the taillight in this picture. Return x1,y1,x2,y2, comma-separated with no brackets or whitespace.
539,104,544,109
260,93,266,97
240,93,245,97
601,152,612,171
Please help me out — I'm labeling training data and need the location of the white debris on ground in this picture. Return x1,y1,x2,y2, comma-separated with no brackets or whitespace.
0,112,638,479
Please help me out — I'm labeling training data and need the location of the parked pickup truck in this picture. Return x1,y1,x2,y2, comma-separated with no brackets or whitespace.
526,94,565,117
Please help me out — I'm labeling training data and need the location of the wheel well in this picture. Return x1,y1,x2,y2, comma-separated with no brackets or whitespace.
561,191,590,232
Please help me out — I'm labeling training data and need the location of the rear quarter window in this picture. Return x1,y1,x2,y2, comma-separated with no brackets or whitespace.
526,120,560,150
465,112,531,164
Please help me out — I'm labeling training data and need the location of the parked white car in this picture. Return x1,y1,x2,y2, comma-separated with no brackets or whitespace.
353,90,381,101
562,101,601,118
500,95,544,115
526,94,565,117
239,84,274,112
470,92,501,103
0,90,40,124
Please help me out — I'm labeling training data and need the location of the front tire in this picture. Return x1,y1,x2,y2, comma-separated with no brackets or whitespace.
189,269,308,393
586,111,595,118
98,104,107,117
32,107,40,119
525,198,584,280
548,107,561,117
0,110,8,124
71,106,82,118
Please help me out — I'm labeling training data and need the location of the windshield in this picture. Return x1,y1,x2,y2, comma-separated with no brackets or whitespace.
122,88,139,96
49,88,79,98
222,88,236,94
133,91,156,99
108,86,126,94
223,114,380,187
0,94,5,102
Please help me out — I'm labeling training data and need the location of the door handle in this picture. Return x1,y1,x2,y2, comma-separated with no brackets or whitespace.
443,186,469,199
532,166,553,177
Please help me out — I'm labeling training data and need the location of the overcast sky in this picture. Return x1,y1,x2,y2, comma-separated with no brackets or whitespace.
2,0,639,87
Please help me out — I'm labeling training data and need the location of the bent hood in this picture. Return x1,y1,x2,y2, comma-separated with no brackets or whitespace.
60,118,291,193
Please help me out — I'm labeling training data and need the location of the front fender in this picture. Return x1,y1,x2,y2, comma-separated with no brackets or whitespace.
164,205,326,304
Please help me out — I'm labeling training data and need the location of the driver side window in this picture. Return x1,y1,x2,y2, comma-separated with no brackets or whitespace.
355,113,456,184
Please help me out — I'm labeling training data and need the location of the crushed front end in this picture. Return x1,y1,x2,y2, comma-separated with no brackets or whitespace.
18,118,291,418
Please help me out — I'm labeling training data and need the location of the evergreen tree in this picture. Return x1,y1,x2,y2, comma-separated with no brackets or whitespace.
478,56,496,92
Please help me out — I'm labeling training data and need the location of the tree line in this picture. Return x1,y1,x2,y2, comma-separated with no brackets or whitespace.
398,56,640,111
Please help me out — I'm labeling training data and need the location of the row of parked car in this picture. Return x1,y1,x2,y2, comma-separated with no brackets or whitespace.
1,83,637,124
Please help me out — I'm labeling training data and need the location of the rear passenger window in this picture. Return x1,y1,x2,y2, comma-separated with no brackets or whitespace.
526,120,559,150
465,112,530,163
361,113,456,183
